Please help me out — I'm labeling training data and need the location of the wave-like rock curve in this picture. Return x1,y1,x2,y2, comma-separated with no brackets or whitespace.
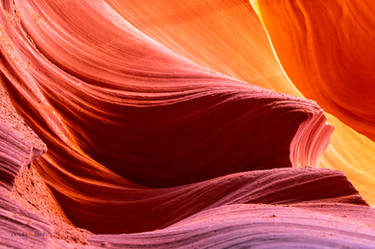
0,0,374,248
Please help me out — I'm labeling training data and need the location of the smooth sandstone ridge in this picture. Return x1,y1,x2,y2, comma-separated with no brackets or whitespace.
0,0,374,248
107,0,375,203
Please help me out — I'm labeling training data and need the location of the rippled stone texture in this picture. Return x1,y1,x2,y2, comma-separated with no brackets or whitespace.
0,0,375,248
0,84,86,248
0,0,335,234
106,0,375,203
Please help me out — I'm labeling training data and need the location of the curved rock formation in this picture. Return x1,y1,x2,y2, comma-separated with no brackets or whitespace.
0,0,374,248
0,84,88,248
103,0,375,204
89,204,375,249
250,0,375,204
252,0,375,141
0,0,335,234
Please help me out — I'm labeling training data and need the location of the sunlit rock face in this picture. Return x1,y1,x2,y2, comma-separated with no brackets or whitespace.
1,0,375,248
252,0,375,140
250,0,375,203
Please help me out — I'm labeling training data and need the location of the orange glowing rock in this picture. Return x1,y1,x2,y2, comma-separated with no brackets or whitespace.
252,0,375,140
250,0,375,204
1,0,375,248
106,0,375,204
